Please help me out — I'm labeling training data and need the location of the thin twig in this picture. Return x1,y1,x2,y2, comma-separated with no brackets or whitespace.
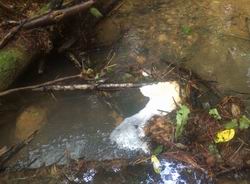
0,1,15,14
0,21,25,49
0,130,38,167
0,74,82,97
221,33,250,42
66,52,82,69
229,141,244,161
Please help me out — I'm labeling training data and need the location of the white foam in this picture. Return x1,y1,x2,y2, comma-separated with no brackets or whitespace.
110,81,181,152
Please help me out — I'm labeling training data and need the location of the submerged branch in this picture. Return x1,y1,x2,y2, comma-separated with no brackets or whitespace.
0,131,38,169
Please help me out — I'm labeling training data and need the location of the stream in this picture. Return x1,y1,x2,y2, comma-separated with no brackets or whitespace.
1,0,250,183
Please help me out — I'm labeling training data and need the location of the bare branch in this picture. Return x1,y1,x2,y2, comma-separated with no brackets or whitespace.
23,0,95,30
0,74,82,97
34,82,156,91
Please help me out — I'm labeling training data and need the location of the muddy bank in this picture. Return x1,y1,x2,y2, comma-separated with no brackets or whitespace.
94,0,250,93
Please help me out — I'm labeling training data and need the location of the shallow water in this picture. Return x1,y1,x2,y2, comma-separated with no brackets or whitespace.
0,89,147,167
1,0,250,183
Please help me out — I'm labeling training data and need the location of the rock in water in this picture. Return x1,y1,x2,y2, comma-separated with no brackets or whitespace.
15,105,48,140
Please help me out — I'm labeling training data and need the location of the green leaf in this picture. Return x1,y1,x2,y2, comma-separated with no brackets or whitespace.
175,105,190,139
90,7,103,18
224,119,238,129
209,108,222,120
153,145,163,155
181,26,192,35
239,115,250,130
95,73,100,80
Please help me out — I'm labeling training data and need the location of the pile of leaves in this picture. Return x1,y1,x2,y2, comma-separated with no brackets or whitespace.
145,96,250,176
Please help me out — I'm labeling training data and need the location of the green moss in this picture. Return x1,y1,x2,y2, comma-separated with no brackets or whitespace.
0,49,23,63
0,47,29,90
37,3,50,15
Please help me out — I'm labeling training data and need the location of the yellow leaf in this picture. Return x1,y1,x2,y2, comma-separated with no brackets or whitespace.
151,155,161,174
214,129,235,143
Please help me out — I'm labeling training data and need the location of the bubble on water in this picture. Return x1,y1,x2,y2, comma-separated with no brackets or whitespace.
82,169,96,182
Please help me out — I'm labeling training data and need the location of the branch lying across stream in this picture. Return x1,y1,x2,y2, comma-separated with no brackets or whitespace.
34,83,156,92
0,74,156,96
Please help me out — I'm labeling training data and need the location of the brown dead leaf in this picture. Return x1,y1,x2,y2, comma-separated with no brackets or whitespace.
231,104,241,118
50,165,58,176
0,146,8,157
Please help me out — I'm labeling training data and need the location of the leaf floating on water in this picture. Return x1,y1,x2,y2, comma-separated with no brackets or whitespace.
214,129,235,143
224,119,238,129
209,108,222,120
90,7,103,18
151,155,161,174
175,105,190,139
239,115,250,130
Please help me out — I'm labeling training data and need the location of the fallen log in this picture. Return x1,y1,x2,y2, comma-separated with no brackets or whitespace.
0,40,41,91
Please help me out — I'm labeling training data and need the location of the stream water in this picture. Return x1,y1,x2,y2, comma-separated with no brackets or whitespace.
1,0,250,183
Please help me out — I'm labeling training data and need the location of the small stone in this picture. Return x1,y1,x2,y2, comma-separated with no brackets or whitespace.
158,34,168,43
135,55,146,64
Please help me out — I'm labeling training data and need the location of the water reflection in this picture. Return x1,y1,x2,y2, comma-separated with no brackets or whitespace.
68,157,210,184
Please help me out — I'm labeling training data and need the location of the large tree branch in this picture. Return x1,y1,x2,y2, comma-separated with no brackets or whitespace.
23,0,95,29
